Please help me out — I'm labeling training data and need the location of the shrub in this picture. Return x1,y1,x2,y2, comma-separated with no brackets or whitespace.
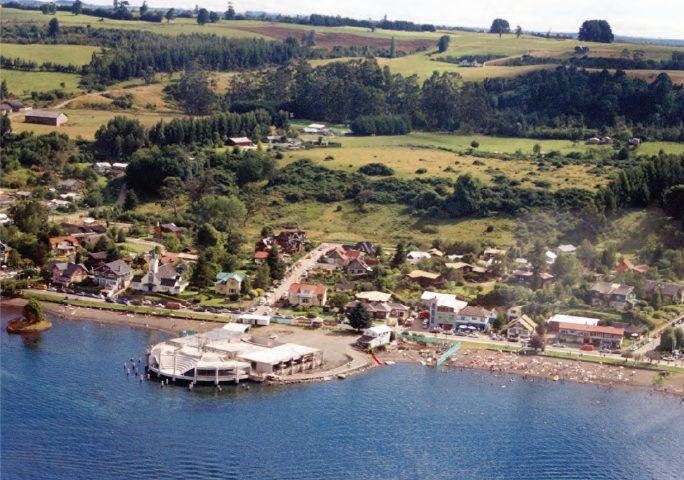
359,163,395,176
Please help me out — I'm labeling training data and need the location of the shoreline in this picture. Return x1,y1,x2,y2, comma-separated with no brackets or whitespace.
4,298,683,397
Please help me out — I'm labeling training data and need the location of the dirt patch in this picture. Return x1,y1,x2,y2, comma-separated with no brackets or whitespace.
232,24,435,52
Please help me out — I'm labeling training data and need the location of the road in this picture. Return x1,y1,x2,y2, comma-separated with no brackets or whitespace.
256,242,338,315
632,311,684,354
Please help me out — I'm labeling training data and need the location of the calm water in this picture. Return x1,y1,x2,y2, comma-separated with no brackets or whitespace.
2,310,683,480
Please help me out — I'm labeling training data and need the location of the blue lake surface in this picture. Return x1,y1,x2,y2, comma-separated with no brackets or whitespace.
2,311,683,480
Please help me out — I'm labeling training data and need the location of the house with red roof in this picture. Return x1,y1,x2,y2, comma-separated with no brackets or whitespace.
557,322,624,349
288,283,328,307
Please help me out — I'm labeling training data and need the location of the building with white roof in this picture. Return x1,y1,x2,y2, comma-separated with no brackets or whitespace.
355,291,392,303
406,251,431,264
547,314,599,332
356,325,392,350
421,291,468,329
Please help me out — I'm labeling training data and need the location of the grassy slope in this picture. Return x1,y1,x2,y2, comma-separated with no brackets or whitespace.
0,69,82,96
0,43,100,66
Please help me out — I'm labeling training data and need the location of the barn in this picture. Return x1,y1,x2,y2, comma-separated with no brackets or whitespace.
24,110,68,126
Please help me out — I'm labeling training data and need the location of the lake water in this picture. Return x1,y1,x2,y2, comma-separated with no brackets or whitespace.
2,311,683,480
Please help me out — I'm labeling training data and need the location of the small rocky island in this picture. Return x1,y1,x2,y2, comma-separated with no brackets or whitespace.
7,298,52,334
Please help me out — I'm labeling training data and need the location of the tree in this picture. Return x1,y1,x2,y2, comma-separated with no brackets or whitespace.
116,228,127,243
252,264,271,289
651,287,663,310
177,61,216,115
267,246,286,281
528,240,547,290
329,292,350,311
197,8,210,25
391,242,406,268
659,327,676,352
158,176,184,218
447,174,483,217
139,1,149,16
48,18,59,38
94,116,146,160
347,302,372,332
390,36,397,58
10,200,48,235
71,0,83,15
192,195,246,233
191,253,214,289
644,349,661,364
489,18,510,37
438,35,450,53
23,298,46,324
578,20,614,43
515,25,522,38
165,8,175,23
674,328,684,349
0,79,7,99
577,239,597,268
197,223,220,248
529,334,545,352
123,189,139,210
224,4,236,20
163,233,181,253
551,254,580,286
662,185,684,219
209,11,220,23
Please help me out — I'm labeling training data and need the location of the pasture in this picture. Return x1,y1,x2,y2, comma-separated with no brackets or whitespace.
0,43,100,66
0,69,82,96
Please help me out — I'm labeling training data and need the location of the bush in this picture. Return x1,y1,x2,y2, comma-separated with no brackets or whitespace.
415,168,427,174
359,163,395,176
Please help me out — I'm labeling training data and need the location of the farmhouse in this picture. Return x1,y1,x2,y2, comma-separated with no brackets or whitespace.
505,315,537,340
644,280,684,304
356,291,392,303
45,261,89,287
288,283,328,307
24,110,68,126
300,123,332,135
48,236,80,257
227,137,257,150
1,99,32,112
215,272,247,296
154,222,182,239
614,259,649,274
557,323,624,349
590,281,636,309
407,270,443,287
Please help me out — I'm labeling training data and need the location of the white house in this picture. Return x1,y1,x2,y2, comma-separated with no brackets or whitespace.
407,251,431,264
130,251,188,295
545,251,557,264
236,314,271,326
421,291,468,329
357,325,392,350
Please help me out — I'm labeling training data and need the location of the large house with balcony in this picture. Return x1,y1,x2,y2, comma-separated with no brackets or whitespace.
557,323,624,349
590,282,636,309
130,251,188,295
288,283,328,307
94,260,134,292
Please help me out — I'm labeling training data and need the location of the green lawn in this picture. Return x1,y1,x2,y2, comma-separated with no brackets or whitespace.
0,43,100,66
0,69,82,97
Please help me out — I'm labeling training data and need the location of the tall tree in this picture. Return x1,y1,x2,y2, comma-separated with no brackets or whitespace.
267,245,286,281
139,1,149,16
224,3,236,20
515,25,522,38
71,0,83,15
197,8,210,25
391,242,406,267
165,8,175,23
158,176,184,218
48,18,59,38
0,79,8,99
437,35,450,53
390,36,397,58
347,302,372,332
177,61,215,115
578,20,614,43
489,18,510,37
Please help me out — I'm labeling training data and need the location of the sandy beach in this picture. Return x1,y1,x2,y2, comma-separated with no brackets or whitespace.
376,341,684,398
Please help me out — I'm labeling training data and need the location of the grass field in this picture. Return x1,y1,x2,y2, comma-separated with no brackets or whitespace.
241,198,517,247
10,108,179,139
284,145,608,191
0,43,100,66
0,69,82,97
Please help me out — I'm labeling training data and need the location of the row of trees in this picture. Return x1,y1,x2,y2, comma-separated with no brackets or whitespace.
230,59,684,140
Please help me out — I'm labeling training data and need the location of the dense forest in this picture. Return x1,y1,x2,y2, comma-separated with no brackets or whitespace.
228,59,684,140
